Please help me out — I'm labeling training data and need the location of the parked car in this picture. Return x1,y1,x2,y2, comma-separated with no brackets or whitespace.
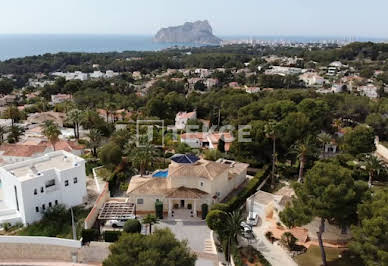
240,221,254,239
240,221,252,232
246,212,259,226
106,215,136,228
106,219,127,228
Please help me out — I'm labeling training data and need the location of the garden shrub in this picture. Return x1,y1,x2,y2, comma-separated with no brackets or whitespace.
81,228,99,243
123,219,142,234
104,230,122,242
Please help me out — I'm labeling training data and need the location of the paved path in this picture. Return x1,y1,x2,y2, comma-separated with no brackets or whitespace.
157,220,218,266
250,220,298,266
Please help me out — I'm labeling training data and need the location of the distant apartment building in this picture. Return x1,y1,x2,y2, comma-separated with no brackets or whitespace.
358,84,379,98
205,78,219,89
0,151,87,225
299,72,325,86
265,66,303,76
51,94,72,104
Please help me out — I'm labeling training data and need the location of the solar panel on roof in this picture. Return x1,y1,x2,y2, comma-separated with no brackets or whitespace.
170,154,199,164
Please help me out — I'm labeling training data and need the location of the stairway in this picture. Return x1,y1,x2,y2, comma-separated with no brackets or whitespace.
203,238,216,254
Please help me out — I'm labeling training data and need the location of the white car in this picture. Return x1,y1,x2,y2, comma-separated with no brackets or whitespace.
240,221,252,232
106,219,127,228
106,215,136,228
246,212,259,226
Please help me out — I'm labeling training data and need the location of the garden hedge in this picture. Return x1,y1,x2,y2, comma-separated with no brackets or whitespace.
104,230,122,242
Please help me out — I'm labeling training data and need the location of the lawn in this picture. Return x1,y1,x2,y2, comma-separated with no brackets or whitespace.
295,246,364,266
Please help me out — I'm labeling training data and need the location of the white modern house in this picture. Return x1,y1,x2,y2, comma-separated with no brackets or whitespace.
0,151,87,225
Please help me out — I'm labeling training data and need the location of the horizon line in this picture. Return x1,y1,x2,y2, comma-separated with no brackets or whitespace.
0,33,386,41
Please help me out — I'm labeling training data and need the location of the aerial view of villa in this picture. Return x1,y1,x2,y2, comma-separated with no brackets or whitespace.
0,1,387,266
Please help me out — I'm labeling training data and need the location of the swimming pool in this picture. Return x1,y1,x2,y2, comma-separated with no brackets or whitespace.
152,170,168,178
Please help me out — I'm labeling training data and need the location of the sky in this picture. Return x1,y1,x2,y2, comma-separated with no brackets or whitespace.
0,0,387,38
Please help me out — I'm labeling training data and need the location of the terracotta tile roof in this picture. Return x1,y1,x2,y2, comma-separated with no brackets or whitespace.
39,140,84,152
0,144,47,157
126,177,168,196
180,132,207,141
27,112,66,126
165,186,208,199
207,132,234,143
168,160,229,180
176,111,196,120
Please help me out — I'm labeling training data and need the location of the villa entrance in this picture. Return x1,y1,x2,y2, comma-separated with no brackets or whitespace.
165,186,209,220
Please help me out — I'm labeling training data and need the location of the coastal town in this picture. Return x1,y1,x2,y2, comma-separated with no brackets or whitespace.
0,36,387,266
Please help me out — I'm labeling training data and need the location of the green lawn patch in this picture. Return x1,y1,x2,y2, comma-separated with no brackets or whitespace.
295,246,363,266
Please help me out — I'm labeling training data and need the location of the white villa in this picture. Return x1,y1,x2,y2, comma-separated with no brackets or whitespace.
0,151,87,225
180,132,234,151
175,111,197,130
299,72,325,86
126,155,248,217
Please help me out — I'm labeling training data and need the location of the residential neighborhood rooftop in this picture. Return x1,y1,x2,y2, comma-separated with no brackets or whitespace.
3,151,83,181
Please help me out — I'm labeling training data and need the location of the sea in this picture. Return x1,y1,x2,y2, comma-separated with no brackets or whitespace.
0,34,386,61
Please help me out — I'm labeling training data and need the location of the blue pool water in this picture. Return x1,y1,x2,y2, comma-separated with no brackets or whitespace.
152,170,168,178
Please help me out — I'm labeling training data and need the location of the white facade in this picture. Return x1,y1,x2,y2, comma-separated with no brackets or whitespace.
0,151,87,225
175,111,197,130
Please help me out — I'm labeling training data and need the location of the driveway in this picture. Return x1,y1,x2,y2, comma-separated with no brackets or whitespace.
156,220,218,266
250,220,298,266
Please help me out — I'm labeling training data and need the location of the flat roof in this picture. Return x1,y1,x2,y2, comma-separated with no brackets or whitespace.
3,151,83,181
98,202,136,220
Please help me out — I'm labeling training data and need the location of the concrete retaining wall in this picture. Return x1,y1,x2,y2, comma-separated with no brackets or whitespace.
0,236,81,248
0,237,110,263
0,236,80,261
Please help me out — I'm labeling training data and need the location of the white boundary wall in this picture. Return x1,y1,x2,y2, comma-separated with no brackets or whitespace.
0,236,81,248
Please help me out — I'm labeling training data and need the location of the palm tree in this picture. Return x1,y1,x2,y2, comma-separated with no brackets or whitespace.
317,132,332,159
67,109,82,139
87,129,102,157
264,120,278,188
105,102,117,123
222,210,244,265
81,108,99,130
142,214,159,234
7,125,24,143
130,141,157,176
333,118,342,131
363,154,386,188
291,136,317,183
4,106,21,126
42,121,61,151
